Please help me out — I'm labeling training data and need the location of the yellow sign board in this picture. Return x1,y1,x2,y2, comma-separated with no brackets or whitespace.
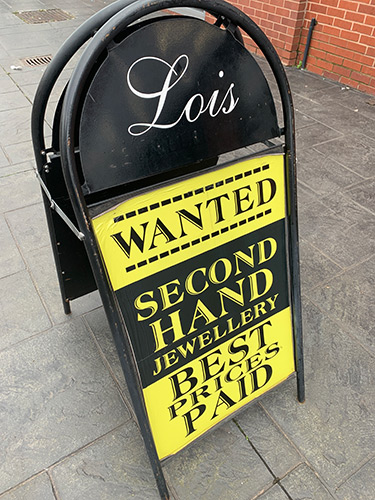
92,154,295,459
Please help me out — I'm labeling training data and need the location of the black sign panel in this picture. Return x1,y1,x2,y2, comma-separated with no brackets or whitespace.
79,17,278,194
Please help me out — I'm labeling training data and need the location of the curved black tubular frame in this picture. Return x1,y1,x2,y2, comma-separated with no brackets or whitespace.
31,0,243,315
32,0,136,160
31,0,240,161
54,1,304,498
31,0,140,314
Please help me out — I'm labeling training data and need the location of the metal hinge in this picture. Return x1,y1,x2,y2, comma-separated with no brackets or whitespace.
35,168,85,241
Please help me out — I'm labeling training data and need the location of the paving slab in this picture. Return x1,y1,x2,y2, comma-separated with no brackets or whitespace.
5,202,50,252
345,177,375,215
285,66,337,96
299,196,375,269
0,90,30,112
0,473,55,500
25,244,102,325
0,269,51,351
0,145,10,168
296,122,343,150
164,420,274,500
0,159,35,178
0,74,20,94
256,484,289,500
234,403,302,479
260,299,375,491
336,457,375,500
293,93,375,139
314,133,375,179
0,170,41,213
319,191,375,225
0,214,25,279
0,318,129,493
51,421,162,500
301,83,375,121
294,109,317,130
3,140,35,164
299,238,342,293
4,66,48,87
0,107,32,146
307,255,375,355
280,464,334,499
297,148,363,196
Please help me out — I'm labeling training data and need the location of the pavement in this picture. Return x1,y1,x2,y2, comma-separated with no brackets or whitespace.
0,0,374,499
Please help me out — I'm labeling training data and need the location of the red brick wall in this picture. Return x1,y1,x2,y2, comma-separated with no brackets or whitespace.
229,0,308,64
299,0,375,94
224,0,375,95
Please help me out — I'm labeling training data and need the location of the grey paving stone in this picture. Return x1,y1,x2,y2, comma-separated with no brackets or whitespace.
309,84,375,122
297,148,362,196
293,92,329,117
0,12,26,27
0,145,9,167
0,32,51,52
0,21,55,36
0,74,19,93
6,66,47,86
0,473,55,500
314,133,375,179
296,182,319,209
329,105,375,140
307,255,375,354
235,403,302,478
0,106,32,146
51,421,161,500
0,214,24,279
286,67,337,96
0,269,51,351
345,178,375,215
0,1,45,13
5,202,50,252
336,457,375,500
296,122,343,150
319,191,375,225
299,238,342,294
260,300,375,490
256,484,289,500
281,464,333,499
298,197,375,268
0,318,129,493
0,160,34,177
295,109,317,130
0,90,30,111
0,170,41,213
3,139,35,164
0,45,8,59
20,83,39,102
25,243,102,325
84,307,131,403
164,420,274,500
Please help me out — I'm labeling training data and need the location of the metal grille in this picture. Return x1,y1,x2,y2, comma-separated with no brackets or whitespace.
22,55,53,67
13,9,74,24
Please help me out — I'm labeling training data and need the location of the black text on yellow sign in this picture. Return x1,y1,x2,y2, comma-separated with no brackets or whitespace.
92,154,295,459
92,154,286,289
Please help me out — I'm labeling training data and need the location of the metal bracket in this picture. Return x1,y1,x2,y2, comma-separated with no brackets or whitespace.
35,168,85,241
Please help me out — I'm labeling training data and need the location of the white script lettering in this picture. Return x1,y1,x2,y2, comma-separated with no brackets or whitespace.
127,55,240,136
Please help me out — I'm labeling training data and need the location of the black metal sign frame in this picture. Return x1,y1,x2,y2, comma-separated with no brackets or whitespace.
32,1,304,498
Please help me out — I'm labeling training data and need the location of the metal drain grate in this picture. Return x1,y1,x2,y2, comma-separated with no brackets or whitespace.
14,9,74,24
22,54,53,67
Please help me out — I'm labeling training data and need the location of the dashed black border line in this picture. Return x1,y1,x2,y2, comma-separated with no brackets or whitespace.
114,163,270,224
125,208,273,273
